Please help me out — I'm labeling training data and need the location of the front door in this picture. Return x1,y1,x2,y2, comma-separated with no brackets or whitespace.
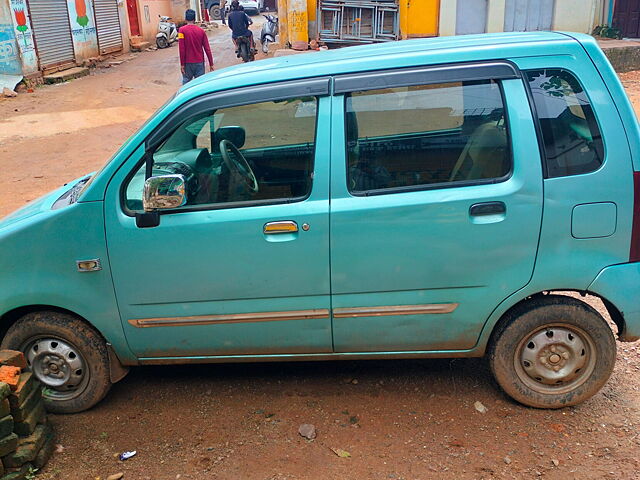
126,0,140,36
329,64,543,352
105,87,331,359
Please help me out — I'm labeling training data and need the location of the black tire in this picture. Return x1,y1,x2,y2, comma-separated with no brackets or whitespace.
209,5,221,20
1,312,112,414
156,36,168,49
239,41,249,62
489,295,616,408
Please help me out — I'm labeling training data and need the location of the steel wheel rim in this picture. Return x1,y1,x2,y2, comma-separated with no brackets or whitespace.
514,323,597,395
21,336,89,401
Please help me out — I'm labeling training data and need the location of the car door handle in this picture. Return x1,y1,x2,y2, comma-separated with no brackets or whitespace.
469,202,506,216
264,221,298,234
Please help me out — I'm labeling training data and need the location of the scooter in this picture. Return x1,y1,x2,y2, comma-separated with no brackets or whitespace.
156,15,178,49
260,14,278,54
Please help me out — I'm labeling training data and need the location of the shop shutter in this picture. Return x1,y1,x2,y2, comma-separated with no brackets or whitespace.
29,0,76,70
504,0,554,32
456,0,488,35
94,0,123,54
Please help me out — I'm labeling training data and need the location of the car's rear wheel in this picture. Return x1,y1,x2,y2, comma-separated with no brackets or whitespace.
1,312,112,413
209,5,221,20
489,295,616,408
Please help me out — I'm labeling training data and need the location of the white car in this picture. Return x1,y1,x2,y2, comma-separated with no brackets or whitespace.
227,0,260,14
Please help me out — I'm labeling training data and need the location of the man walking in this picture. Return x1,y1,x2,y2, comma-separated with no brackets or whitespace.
220,0,227,25
178,9,214,84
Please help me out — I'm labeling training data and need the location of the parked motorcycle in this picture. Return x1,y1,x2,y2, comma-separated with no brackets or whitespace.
236,35,255,62
156,15,178,49
260,14,278,54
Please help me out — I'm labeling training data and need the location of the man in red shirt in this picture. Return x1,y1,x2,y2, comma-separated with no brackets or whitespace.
178,9,214,84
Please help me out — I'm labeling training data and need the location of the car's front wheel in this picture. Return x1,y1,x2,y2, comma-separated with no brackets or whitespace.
489,295,616,408
1,312,112,413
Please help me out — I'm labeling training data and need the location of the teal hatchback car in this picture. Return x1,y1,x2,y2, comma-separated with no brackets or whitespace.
2,31,639,413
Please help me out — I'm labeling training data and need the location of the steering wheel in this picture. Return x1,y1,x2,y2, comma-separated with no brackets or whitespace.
219,139,259,193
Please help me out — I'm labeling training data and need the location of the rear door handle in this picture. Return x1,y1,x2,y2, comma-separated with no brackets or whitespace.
469,202,506,216
264,221,298,234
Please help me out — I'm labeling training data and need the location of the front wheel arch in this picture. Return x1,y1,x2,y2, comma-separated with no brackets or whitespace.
0,306,128,383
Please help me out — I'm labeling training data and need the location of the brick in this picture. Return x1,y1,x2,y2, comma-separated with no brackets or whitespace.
0,370,19,392
2,425,48,468
13,404,44,438
7,374,35,410
33,429,54,470
0,401,10,419
10,386,42,423
0,418,12,440
0,387,10,404
0,353,26,371
0,463,32,480
0,435,17,458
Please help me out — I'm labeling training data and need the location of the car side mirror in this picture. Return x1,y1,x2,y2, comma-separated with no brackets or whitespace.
143,174,187,212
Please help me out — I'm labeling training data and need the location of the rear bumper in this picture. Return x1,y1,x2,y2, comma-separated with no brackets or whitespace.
588,263,640,342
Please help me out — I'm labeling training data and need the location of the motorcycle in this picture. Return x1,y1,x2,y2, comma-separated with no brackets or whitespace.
260,14,278,54
236,35,255,62
156,15,178,49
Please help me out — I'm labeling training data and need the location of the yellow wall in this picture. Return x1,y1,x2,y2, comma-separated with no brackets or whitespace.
400,0,440,38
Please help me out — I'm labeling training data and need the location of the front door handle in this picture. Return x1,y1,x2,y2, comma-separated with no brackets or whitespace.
264,221,298,234
469,202,506,216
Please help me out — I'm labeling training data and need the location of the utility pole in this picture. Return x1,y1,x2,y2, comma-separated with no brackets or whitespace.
277,0,289,47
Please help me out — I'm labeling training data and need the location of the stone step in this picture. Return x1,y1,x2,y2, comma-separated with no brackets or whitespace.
130,40,151,52
43,67,89,84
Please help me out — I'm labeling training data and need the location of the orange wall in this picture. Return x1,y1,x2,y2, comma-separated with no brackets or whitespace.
136,0,173,42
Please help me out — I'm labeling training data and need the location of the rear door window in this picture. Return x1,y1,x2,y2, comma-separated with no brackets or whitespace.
344,80,510,194
526,69,604,177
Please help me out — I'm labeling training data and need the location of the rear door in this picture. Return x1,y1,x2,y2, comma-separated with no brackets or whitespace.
329,63,544,352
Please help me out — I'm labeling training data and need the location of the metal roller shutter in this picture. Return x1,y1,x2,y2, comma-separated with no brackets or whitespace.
94,0,123,54
29,0,76,70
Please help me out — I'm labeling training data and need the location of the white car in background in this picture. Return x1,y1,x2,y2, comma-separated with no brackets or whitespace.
227,0,260,14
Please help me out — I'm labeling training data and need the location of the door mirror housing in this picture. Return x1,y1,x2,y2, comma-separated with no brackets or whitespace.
143,174,187,212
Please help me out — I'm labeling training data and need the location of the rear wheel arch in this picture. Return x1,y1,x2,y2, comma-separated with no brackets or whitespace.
487,291,623,350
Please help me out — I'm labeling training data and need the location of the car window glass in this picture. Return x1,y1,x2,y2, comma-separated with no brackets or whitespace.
345,80,510,194
526,69,604,177
125,97,318,211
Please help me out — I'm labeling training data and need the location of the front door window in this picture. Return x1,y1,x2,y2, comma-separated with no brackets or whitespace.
125,96,318,211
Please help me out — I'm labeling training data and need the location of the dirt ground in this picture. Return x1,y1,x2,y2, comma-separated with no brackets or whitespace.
0,24,639,480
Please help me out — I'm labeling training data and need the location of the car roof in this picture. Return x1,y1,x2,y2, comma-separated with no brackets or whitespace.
179,31,582,98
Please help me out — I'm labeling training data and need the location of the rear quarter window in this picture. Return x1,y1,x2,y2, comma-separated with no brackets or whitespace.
526,69,604,177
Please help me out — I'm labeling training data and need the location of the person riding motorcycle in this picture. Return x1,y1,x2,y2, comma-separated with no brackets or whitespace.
227,0,256,54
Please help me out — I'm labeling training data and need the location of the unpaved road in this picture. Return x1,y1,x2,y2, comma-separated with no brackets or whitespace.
0,25,639,480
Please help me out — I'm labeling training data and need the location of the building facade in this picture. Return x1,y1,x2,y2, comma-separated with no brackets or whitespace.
0,0,129,83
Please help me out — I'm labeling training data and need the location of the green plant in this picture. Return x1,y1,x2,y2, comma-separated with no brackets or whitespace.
25,466,39,480
592,24,622,39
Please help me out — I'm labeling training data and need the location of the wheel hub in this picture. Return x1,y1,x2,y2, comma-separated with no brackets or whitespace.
517,325,593,392
24,339,85,393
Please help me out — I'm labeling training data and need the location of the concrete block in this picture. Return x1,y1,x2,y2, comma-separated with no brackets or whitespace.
0,434,18,458
11,386,42,423
33,430,55,470
13,404,44,438
3,425,48,468
0,417,13,440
